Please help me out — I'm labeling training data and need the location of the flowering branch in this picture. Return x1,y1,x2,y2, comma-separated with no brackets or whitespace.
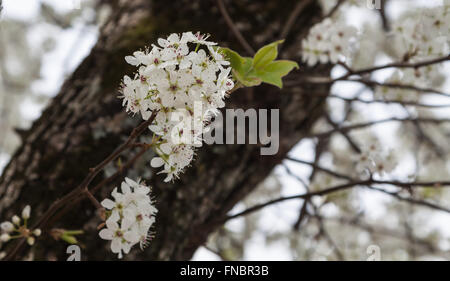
2,29,302,260
4,112,157,260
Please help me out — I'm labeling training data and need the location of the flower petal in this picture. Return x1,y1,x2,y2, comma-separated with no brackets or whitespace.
101,199,115,209
99,229,113,240
151,157,165,168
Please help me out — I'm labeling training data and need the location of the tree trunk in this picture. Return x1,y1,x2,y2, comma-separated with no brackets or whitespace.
0,0,330,260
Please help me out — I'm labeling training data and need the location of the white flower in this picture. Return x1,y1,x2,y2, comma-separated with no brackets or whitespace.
12,215,20,226
27,237,35,246
0,233,10,242
1,208,41,246
99,178,157,259
391,7,449,60
301,18,358,66
0,222,14,233
121,32,233,182
151,142,195,182
22,205,31,220
353,139,398,178
99,219,135,259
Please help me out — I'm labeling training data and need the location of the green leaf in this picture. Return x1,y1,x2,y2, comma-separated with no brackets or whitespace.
252,40,284,70
220,47,246,73
221,41,298,89
232,57,262,87
256,60,299,88
221,48,260,86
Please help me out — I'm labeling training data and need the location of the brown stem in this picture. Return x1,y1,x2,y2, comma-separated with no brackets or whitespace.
84,188,103,210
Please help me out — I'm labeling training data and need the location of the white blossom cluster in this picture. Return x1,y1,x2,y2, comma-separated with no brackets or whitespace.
0,205,41,247
375,6,450,101
301,18,358,66
121,32,234,182
354,140,397,178
99,178,157,259
392,7,449,60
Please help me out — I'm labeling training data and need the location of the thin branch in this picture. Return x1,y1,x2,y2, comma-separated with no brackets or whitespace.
84,188,103,210
289,77,450,98
280,0,314,40
283,163,311,230
339,55,450,79
347,79,450,98
285,157,352,180
223,178,450,222
325,114,361,153
328,94,450,108
216,0,255,55
367,186,450,214
290,55,450,97
305,117,450,139
286,157,450,188
401,106,445,158
223,180,366,222
314,214,345,260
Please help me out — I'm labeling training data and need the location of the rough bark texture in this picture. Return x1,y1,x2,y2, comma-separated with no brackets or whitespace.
0,0,330,260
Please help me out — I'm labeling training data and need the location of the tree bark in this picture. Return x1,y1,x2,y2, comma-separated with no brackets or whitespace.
0,0,330,260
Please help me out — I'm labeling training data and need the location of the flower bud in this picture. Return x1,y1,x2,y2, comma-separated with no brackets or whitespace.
33,229,42,237
12,215,20,226
27,236,35,246
0,222,14,233
22,205,31,220
0,233,10,242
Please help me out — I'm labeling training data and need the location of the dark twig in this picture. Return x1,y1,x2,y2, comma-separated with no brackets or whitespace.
223,179,450,222
328,94,450,108
305,117,450,139
216,0,255,55
280,0,314,40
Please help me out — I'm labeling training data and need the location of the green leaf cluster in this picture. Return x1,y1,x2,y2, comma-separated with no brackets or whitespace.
221,40,299,88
